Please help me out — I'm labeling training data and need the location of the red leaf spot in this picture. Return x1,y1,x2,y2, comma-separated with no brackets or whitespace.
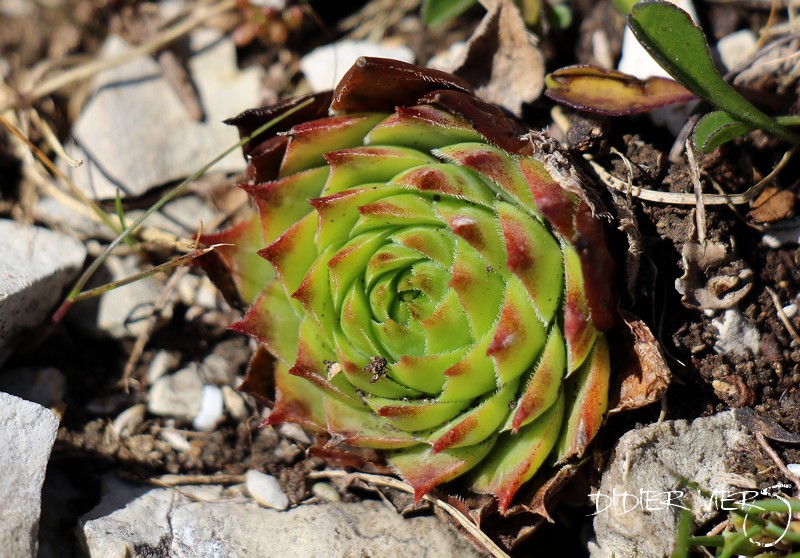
486,305,521,357
432,415,477,453
519,159,576,236
447,215,484,250
502,221,533,272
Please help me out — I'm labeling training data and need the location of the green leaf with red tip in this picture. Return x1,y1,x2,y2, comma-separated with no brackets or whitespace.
556,335,610,462
230,279,300,365
265,362,328,432
435,143,537,212
373,317,427,360
389,436,496,505
544,65,696,116
325,398,419,449
366,105,483,150
504,324,566,432
365,394,472,432
387,349,466,394
449,237,505,337
245,166,329,245
328,230,391,309
498,202,564,324
340,282,383,357
488,275,547,384
392,164,496,207
199,215,271,305
517,157,578,239
261,212,319,300
436,200,506,269
562,241,598,372
471,391,565,513
322,146,436,196
427,380,519,452
292,245,338,341
441,332,499,400
312,186,405,251
280,113,387,177
365,244,425,289
353,194,443,234
391,226,456,269
420,290,473,353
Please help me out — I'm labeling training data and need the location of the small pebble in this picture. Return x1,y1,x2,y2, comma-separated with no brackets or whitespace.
246,470,289,510
278,423,312,445
148,366,203,419
788,463,800,477
112,404,146,437
193,385,224,431
222,385,249,420
311,482,341,502
159,429,192,453
147,350,178,384
201,353,232,384
782,303,798,319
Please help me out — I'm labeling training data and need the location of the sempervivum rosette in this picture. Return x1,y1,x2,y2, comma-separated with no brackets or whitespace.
203,58,616,512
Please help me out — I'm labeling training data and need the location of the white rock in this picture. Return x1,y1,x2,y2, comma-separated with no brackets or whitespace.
33,196,115,240
80,477,481,558
0,220,86,365
277,422,312,445
148,365,204,419
111,404,146,437
300,40,414,93
246,470,289,510
717,29,757,72
126,195,219,237
618,0,699,80
0,366,65,407
427,41,467,73
0,392,59,557
158,429,191,453
66,29,264,200
68,255,171,339
787,463,800,477
590,411,756,558
146,350,178,384
221,385,249,420
311,482,341,502
192,385,224,431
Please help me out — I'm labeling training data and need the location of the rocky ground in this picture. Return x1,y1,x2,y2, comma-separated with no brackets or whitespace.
1,0,799,557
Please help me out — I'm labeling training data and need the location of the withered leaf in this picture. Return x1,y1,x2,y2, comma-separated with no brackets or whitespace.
544,65,696,116
608,310,671,414
451,0,545,116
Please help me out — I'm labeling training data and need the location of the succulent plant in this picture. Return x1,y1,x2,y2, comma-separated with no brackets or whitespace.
202,57,616,512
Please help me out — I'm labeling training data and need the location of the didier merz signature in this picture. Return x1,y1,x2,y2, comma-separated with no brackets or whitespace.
590,483,796,548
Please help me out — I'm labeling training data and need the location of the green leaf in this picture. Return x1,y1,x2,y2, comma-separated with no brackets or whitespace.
628,0,800,144
423,0,477,27
693,111,754,153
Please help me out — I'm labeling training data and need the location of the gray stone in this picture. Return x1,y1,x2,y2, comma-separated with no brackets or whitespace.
245,470,289,510
68,254,171,339
717,29,757,71
0,366,65,407
66,29,264,200
0,392,59,557
80,477,480,558
148,365,204,419
0,219,86,365
589,411,758,558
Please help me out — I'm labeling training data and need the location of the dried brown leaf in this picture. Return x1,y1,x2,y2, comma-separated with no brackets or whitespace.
608,310,671,414
451,0,544,116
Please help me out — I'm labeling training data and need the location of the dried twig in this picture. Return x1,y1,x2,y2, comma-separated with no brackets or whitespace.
150,473,246,486
586,146,795,206
755,432,800,494
308,470,511,558
765,287,800,346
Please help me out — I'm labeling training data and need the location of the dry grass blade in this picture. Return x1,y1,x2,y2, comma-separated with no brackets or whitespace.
1,0,236,112
766,287,800,347
308,470,511,558
586,146,795,205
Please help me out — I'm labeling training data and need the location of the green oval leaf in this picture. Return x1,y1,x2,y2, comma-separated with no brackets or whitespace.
693,111,754,153
628,0,799,144
423,0,477,27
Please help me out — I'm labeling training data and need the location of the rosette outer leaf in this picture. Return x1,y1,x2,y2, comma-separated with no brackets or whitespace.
212,58,616,512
